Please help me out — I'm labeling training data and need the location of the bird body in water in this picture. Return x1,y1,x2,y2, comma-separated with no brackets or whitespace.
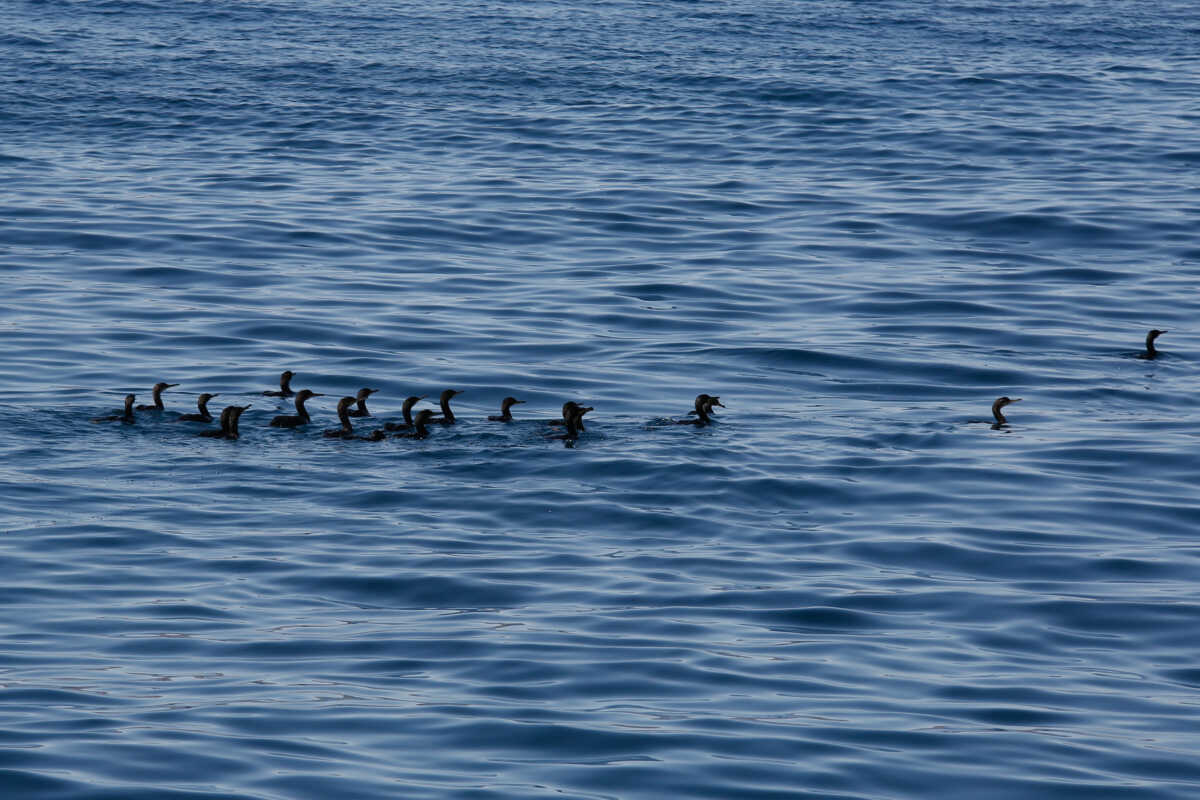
548,404,592,441
1139,329,1167,360
488,396,525,422
677,393,724,426
394,408,434,439
269,389,323,428
693,394,724,418
382,395,425,431
549,401,590,431
991,396,1021,426
324,397,358,438
326,396,390,441
198,406,232,438
225,405,250,439
177,393,219,422
263,370,296,397
347,387,378,417
92,394,136,423
198,404,250,439
136,382,178,411
429,389,463,424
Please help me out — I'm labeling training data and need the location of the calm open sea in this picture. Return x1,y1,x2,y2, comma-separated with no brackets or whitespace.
2,1,1199,797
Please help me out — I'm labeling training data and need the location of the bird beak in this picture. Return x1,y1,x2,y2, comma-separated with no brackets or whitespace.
167,383,180,388
514,400,526,404
312,393,326,397
1012,398,1023,403
712,400,726,407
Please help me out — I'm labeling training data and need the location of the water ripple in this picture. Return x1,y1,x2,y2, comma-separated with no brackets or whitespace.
1,0,1199,798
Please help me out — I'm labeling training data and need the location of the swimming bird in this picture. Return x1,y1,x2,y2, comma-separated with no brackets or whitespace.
177,393,219,422
347,387,379,417
1139,329,1167,360
488,396,525,422
393,408,434,439
429,389,463,424
263,370,296,397
92,394,136,424
549,401,589,430
269,389,323,428
382,395,426,431
199,404,251,439
548,404,592,441
198,406,233,438
991,396,1021,426
324,396,358,438
686,394,726,418
701,395,725,417
677,393,721,426
136,382,178,410
225,404,250,439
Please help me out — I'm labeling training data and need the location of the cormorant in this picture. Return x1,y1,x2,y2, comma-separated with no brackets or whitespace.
269,389,323,428
992,396,1021,426
429,389,463,424
394,408,434,439
549,401,590,430
263,370,296,397
347,387,379,417
136,382,178,410
382,395,425,431
199,404,251,439
1139,329,1167,360
177,393,219,422
548,404,592,440
225,404,250,439
92,394,136,424
700,395,725,417
324,396,358,438
198,406,233,438
677,393,721,426
488,396,525,422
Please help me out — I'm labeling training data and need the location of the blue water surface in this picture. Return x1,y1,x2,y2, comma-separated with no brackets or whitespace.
2,1,1199,797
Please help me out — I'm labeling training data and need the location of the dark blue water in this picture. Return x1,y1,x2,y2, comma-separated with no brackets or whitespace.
3,1,1199,797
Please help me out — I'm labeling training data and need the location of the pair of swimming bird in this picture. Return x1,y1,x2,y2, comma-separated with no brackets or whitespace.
90,381,183,424
986,330,1167,426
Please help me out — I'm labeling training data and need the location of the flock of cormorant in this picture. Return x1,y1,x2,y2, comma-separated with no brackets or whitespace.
89,329,1168,439
90,370,725,443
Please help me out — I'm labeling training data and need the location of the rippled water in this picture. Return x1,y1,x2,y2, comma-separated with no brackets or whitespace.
2,1,1200,797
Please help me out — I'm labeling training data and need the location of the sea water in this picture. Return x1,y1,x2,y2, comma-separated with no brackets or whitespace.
1,1,1199,797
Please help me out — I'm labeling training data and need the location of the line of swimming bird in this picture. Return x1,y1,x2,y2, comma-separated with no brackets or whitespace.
90,368,727,442
88,329,1170,439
